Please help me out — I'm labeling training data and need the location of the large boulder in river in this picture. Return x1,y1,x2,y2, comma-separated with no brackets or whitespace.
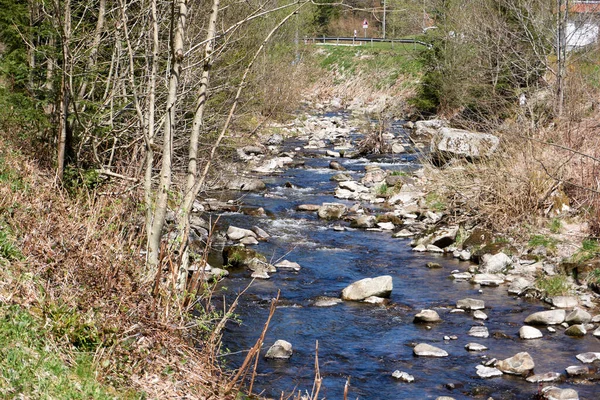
430,128,500,163
496,352,535,376
341,275,393,301
317,203,347,220
524,309,566,325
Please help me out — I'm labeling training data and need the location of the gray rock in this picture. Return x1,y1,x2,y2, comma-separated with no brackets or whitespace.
391,370,415,382
519,326,543,339
565,365,589,377
339,180,368,192
225,176,266,191
412,244,427,252
472,273,504,286
451,272,472,280
426,244,444,253
317,203,347,220
541,387,579,400
413,119,446,138
473,310,488,320
465,343,488,352
363,296,386,304
526,372,561,383
414,309,441,323
565,324,586,336
508,277,533,295
227,226,257,241
251,270,270,279
549,296,578,309
297,204,321,211
457,298,485,310
413,343,448,357
265,340,293,359
430,127,500,161
524,309,566,325
341,276,393,301
565,309,592,325
330,172,352,181
274,260,301,271
594,326,600,337
475,365,502,378
435,397,456,400
479,252,512,274
496,352,535,375
378,222,395,230
575,352,600,363
240,236,258,245
426,262,442,269
251,226,270,240
351,215,377,228
313,296,342,307
266,133,284,145
458,250,471,261
468,326,489,338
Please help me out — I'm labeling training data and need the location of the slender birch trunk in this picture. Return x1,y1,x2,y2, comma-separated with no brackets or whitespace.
56,0,71,182
175,0,220,290
146,0,188,280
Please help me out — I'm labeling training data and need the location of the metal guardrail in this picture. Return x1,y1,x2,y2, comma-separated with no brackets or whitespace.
306,36,432,48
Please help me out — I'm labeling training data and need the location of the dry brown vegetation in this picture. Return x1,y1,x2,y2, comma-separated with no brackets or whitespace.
0,135,243,398
424,106,600,242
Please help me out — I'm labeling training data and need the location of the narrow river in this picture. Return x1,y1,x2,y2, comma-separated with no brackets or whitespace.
213,113,598,399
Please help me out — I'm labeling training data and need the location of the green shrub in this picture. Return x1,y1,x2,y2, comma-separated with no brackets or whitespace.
535,275,571,297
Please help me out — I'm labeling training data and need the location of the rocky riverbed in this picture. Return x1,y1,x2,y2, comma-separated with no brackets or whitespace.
180,110,599,399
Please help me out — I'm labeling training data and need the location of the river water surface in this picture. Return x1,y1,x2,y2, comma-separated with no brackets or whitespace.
213,114,599,399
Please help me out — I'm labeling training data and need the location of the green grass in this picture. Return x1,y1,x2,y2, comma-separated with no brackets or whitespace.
528,234,558,251
0,305,139,399
390,170,408,176
425,192,446,212
534,275,571,297
315,42,423,88
571,239,600,263
549,218,562,234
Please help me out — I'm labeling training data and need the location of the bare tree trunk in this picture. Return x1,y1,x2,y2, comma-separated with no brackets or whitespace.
146,0,188,280
556,0,567,117
145,0,160,253
175,0,220,290
78,0,106,99
56,0,71,182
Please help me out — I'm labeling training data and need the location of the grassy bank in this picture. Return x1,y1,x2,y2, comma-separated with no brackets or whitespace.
0,127,234,398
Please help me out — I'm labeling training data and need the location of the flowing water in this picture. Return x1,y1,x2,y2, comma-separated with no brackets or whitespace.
213,113,599,399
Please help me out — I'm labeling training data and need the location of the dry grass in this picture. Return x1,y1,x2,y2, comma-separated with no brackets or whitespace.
0,137,238,399
424,108,600,238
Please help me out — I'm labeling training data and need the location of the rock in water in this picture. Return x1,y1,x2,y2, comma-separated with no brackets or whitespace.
519,326,543,339
496,352,535,375
526,372,561,383
391,370,415,382
541,387,579,400
317,202,347,220
524,309,566,325
341,276,393,301
468,326,489,338
465,343,488,352
414,309,441,323
575,352,600,363
564,324,586,336
413,343,448,357
565,309,592,325
476,365,502,378
456,298,485,310
265,340,293,359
